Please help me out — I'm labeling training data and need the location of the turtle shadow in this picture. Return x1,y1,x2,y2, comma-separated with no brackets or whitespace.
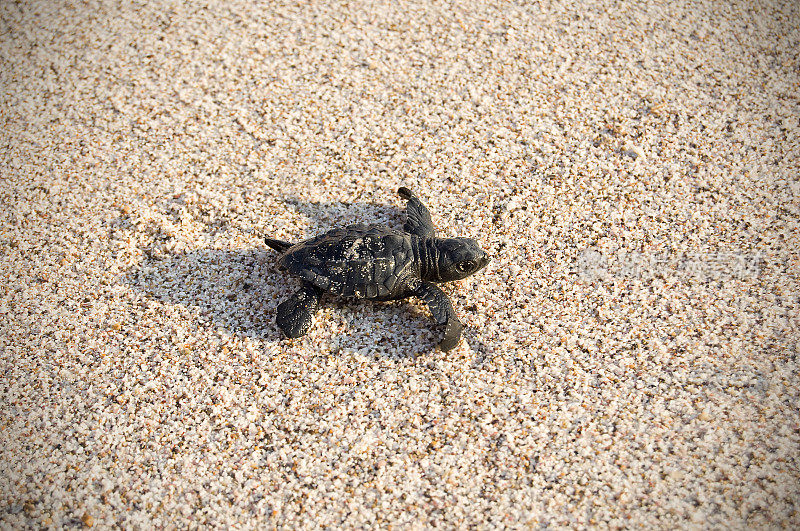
124,247,286,340
273,196,405,241
123,246,444,355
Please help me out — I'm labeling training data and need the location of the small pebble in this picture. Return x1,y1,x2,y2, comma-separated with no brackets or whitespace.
81,513,94,527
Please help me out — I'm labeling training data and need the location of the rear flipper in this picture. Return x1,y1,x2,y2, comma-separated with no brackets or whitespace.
265,237,293,253
276,283,323,338
415,281,463,351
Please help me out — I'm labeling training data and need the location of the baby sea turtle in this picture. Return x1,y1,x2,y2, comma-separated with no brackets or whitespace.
265,187,489,351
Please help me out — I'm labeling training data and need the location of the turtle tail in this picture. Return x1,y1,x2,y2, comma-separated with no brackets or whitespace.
264,237,293,253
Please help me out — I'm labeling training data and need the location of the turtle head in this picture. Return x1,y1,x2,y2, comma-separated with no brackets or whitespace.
431,237,490,282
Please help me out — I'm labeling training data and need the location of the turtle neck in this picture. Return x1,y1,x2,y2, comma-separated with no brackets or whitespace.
412,236,440,281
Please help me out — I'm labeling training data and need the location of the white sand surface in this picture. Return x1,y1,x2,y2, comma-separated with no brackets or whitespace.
2,0,799,527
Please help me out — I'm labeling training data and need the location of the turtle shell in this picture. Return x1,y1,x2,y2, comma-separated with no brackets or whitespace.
278,224,418,299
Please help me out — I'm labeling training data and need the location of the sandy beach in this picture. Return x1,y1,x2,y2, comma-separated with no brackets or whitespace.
2,0,799,527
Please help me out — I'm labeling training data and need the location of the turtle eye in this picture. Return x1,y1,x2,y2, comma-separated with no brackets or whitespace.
457,261,474,273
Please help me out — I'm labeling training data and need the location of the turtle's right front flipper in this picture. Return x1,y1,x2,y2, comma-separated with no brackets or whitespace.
276,282,323,338
415,281,463,351
398,187,436,239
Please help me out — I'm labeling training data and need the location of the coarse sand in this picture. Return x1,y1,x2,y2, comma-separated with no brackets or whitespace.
2,0,799,528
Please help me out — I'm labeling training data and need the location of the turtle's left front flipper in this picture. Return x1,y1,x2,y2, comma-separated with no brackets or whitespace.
415,281,463,351
398,187,436,239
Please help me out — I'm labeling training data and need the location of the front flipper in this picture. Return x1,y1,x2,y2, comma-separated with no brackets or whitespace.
398,187,436,239
276,283,323,339
415,281,463,351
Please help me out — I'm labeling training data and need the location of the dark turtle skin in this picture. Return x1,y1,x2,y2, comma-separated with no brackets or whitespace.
265,187,489,351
